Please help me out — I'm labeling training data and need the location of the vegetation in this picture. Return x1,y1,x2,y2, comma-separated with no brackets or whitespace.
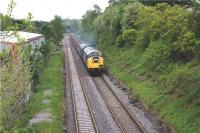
14,50,64,133
81,1,200,132
41,15,65,47
63,18,81,33
0,0,64,131
0,41,33,131
49,16,65,45
0,1,37,131
80,5,101,44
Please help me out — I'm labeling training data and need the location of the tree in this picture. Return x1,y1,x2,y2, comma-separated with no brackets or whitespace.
41,24,54,41
108,0,117,5
50,15,65,45
21,12,36,32
93,4,101,14
63,18,81,33
39,42,50,66
82,5,101,33
0,0,16,32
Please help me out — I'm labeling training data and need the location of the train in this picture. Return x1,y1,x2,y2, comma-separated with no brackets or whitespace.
69,34,104,74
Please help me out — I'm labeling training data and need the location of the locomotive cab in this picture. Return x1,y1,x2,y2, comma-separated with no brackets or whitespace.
83,47,104,73
87,56,104,73
70,35,105,74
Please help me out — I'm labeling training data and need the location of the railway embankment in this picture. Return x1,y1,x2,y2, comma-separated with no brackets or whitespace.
100,44,200,133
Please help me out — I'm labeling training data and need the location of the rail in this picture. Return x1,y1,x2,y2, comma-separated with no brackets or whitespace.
65,37,98,133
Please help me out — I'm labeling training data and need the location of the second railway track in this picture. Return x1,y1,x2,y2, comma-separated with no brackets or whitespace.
65,36,98,133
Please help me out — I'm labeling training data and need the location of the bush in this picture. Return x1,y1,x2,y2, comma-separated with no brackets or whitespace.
116,29,137,47
135,30,150,49
195,40,200,61
116,35,124,47
142,41,170,73
122,29,137,46
160,65,200,105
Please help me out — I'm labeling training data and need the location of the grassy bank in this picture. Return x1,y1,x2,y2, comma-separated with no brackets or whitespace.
14,50,64,133
101,44,200,133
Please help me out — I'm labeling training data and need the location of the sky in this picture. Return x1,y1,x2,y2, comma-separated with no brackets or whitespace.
0,0,109,21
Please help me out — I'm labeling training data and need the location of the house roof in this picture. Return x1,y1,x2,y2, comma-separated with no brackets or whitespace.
0,31,44,45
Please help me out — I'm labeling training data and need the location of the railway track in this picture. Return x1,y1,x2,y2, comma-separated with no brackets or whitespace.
64,36,98,133
93,76,145,133
67,35,146,133
63,36,76,132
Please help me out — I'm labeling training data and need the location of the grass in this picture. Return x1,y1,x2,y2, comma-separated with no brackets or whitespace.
13,50,64,133
101,44,200,133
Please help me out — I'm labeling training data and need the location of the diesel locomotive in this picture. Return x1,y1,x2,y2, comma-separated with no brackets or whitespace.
70,35,104,73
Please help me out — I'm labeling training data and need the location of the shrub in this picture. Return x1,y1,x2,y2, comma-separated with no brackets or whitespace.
116,35,125,47
135,30,150,49
142,41,170,73
116,29,137,47
122,29,137,46
160,65,200,105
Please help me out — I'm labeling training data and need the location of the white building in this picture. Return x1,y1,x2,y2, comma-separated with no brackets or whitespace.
0,31,45,52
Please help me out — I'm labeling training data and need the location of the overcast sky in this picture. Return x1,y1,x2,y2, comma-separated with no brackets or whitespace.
0,0,109,21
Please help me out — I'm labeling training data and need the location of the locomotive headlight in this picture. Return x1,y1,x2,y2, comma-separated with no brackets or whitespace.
93,60,99,63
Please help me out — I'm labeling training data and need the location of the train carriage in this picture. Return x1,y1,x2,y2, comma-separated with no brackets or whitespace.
80,43,89,57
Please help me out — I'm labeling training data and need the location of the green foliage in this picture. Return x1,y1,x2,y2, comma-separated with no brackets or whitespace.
94,2,200,62
63,18,81,33
21,12,36,32
81,1,200,132
49,15,65,45
39,42,51,66
82,10,98,32
195,40,200,61
160,65,200,105
122,29,137,45
0,39,55,132
41,15,65,45
29,42,51,87
142,41,170,72
0,2,37,129
108,0,139,6
0,0,16,31
0,1,48,131
41,24,54,41
192,3,200,38
140,0,192,6
120,3,139,31
98,38,200,133
116,29,137,47
16,50,64,132
0,42,33,131
135,30,150,49
81,5,101,43
108,5,124,36
116,35,124,47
